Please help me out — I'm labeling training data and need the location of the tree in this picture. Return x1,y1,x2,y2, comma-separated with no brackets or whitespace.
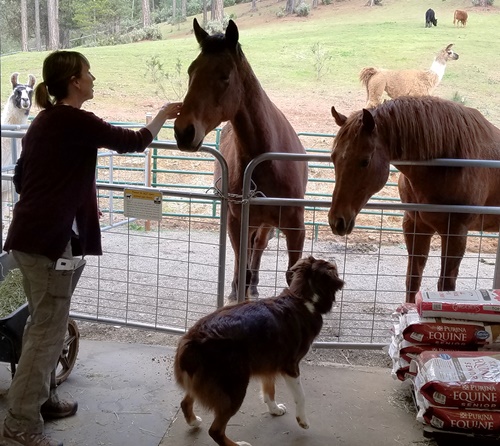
181,0,186,20
21,0,28,51
47,0,59,49
202,0,207,26
34,0,42,51
142,0,151,26
211,0,223,21
285,0,296,14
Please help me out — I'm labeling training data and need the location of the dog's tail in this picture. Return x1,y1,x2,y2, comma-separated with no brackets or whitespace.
175,339,202,377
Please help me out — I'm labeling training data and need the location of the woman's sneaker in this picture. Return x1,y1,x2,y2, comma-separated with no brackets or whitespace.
40,400,78,420
2,425,63,446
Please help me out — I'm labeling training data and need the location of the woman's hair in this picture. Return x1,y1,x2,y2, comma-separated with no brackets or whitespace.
34,50,90,110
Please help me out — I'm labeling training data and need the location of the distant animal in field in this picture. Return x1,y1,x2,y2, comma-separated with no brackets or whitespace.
174,19,308,302
425,9,437,27
174,255,344,446
453,10,468,27
2,72,35,215
328,96,500,303
359,43,459,108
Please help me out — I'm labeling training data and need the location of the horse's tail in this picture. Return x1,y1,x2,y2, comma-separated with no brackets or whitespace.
359,67,378,88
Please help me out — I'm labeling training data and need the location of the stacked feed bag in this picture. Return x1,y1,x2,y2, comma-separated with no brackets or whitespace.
411,350,500,435
389,302,500,382
416,290,500,322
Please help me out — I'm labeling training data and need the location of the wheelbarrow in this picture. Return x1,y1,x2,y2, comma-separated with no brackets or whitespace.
0,259,85,385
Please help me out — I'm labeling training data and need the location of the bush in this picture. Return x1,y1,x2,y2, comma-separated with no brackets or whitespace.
471,0,494,5
295,2,310,16
205,15,231,34
276,7,286,18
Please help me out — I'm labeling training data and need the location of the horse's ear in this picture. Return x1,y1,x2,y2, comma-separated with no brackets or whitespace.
331,106,347,127
193,18,209,44
445,43,454,51
361,109,375,133
225,20,239,49
11,72,19,88
28,74,36,88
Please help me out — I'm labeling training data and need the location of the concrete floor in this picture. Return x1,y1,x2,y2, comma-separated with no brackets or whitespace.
0,339,439,446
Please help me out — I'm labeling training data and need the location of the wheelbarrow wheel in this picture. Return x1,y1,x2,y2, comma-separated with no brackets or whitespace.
55,318,80,385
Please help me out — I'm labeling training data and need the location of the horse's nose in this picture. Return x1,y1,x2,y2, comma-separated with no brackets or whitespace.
174,123,197,152
328,213,354,236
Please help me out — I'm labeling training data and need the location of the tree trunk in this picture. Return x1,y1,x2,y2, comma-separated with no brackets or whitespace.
251,0,257,12
202,0,207,26
172,0,177,24
312,0,318,8
35,0,42,51
21,0,28,51
182,0,187,19
285,0,295,14
142,0,151,27
213,0,224,21
47,0,59,50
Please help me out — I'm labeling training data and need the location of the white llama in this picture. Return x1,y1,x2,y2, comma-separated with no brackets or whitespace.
359,44,459,108
1,72,36,218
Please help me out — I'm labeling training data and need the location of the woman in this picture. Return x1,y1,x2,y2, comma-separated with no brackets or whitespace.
1,50,181,446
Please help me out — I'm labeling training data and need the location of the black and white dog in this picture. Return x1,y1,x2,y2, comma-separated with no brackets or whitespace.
174,256,344,446
425,8,438,27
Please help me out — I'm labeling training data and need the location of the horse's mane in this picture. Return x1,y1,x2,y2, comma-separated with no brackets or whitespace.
347,96,499,160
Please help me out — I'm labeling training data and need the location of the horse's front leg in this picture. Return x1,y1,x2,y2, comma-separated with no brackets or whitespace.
281,212,306,285
247,225,273,299
403,211,433,303
438,223,468,292
227,213,243,303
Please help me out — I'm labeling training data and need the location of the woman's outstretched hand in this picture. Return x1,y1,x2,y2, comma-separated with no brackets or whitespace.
162,102,182,120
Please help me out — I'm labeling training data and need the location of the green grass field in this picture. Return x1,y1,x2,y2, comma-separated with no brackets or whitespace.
1,0,499,129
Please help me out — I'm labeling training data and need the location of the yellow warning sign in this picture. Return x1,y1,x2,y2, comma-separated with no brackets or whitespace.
124,188,163,221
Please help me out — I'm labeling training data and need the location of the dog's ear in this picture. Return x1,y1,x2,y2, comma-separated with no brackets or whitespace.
311,259,344,293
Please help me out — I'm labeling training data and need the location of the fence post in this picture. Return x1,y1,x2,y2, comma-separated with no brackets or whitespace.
145,113,153,231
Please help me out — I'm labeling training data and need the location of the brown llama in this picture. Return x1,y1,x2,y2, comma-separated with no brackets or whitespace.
453,10,468,27
359,44,459,108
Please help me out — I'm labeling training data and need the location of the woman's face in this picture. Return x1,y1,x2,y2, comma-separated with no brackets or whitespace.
77,64,95,102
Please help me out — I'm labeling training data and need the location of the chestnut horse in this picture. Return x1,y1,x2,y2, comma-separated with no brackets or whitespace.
328,96,500,303
174,19,307,301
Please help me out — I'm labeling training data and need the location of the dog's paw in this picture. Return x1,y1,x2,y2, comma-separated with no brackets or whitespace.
297,416,310,429
236,442,252,446
188,415,202,427
270,403,287,416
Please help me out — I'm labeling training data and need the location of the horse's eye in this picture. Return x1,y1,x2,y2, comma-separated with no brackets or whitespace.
360,158,370,168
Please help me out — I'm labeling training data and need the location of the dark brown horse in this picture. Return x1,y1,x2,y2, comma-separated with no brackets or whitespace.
174,19,307,301
328,96,500,303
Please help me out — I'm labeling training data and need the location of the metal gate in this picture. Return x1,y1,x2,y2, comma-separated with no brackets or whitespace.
2,129,500,349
